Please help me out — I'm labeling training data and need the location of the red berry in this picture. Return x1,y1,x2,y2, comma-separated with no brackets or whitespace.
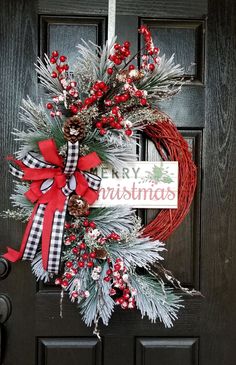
114,263,121,271
104,276,111,282
106,269,112,275
64,222,71,229
55,278,62,285
96,122,102,129
124,41,130,49
78,261,85,268
96,90,103,98
84,97,92,106
66,261,73,268
135,90,143,98
83,220,89,227
46,102,53,109
124,50,130,57
51,71,57,78
90,252,96,259
98,81,106,90
79,242,86,250
118,297,124,304
123,293,130,300
64,64,69,70
107,67,113,75
149,63,155,71
114,43,120,50
125,129,133,137
120,95,126,103
89,221,96,229
82,253,89,260
69,234,76,241
114,95,121,104
52,50,59,58
72,247,79,255
87,261,94,268
62,279,69,287
50,57,56,64
113,57,122,65
65,272,72,279
109,116,115,123
129,64,135,71
60,55,67,62
69,105,79,114
112,106,119,115
140,98,147,106
99,128,107,136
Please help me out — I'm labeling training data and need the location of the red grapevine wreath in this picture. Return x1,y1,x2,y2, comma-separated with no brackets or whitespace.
1,25,199,336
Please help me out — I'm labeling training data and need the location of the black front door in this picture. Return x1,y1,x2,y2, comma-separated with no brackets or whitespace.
0,0,235,364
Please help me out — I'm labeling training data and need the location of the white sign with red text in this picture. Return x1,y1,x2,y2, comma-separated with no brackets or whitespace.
92,161,178,209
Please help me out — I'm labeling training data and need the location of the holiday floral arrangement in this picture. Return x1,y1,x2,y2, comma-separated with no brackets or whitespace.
2,25,199,336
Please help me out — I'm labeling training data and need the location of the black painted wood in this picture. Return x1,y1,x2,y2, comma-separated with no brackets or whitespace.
0,0,236,364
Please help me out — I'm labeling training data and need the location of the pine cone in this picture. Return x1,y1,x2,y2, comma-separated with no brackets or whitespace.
63,116,86,143
68,195,89,217
94,247,108,259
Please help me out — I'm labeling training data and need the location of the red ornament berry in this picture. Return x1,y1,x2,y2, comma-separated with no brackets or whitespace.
61,279,69,287
52,50,59,58
46,103,53,110
149,63,155,71
55,278,62,285
66,261,73,268
87,261,94,268
60,55,67,62
118,297,124,304
64,222,71,229
112,106,119,115
51,71,57,78
107,67,113,75
140,98,147,106
114,43,121,50
104,276,111,282
79,242,86,250
99,128,107,136
89,252,96,259
83,220,89,227
123,293,130,300
50,57,56,64
114,263,121,271
69,104,79,114
64,64,69,70
78,261,85,268
129,64,135,71
135,90,143,98
82,253,89,261
98,81,106,90
106,269,112,275
72,247,79,255
89,221,96,229
69,234,76,241
124,41,130,49
125,129,133,137
96,122,102,129
65,272,72,279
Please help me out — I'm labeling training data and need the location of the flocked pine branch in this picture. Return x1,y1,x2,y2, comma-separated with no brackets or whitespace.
107,235,166,270
10,181,33,216
129,273,183,328
88,206,137,236
13,97,65,158
31,252,50,282
75,37,116,92
136,54,184,101
35,54,64,96
80,262,115,327
83,129,138,170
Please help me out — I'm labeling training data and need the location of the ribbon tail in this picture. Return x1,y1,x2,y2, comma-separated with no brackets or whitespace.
41,197,69,274
2,203,45,263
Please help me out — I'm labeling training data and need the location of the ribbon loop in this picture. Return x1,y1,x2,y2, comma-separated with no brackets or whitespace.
3,139,101,274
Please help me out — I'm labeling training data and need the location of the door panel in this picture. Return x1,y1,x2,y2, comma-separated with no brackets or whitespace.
0,0,235,364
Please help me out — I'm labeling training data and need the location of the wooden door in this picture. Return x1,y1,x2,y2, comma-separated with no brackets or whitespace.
0,0,235,364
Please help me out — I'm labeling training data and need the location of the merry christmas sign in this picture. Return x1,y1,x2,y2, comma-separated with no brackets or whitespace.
93,161,178,208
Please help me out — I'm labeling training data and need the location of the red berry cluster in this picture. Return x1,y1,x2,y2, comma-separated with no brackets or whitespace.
104,258,136,309
82,81,109,108
95,106,132,136
108,41,131,68
138,25,160,71
50,50,69,78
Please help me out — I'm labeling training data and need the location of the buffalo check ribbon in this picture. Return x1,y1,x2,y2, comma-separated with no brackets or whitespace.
3,139,101,273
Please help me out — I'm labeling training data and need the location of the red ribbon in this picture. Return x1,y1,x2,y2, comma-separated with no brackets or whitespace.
3,139,101,271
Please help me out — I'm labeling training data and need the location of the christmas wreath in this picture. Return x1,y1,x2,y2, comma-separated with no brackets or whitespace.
1,25,199,336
